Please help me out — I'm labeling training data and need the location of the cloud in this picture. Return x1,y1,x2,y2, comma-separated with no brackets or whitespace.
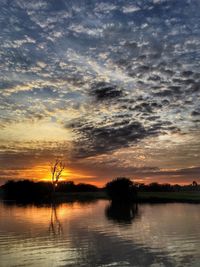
68,114,181,158
90,81,123,101
0,0,200,184
191,110,200,117
138,166,200,183
122,5,141,14
68,120,146,157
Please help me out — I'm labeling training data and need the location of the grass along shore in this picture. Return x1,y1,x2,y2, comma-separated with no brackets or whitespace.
137,191,200,203
52,191,200,203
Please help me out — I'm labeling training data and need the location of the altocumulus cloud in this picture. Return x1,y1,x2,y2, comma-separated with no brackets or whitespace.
0,0,200,184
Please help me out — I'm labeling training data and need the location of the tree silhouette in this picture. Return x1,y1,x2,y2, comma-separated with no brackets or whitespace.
51,159,65,192
106,177,137,202
192,181,198,187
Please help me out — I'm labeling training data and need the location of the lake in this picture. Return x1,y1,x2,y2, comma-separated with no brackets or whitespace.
0,200,200,267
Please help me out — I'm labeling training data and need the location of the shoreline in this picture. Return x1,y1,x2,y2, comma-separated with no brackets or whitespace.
1,191,200,204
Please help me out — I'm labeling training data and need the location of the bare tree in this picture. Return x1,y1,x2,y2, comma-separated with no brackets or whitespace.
51,159,65,191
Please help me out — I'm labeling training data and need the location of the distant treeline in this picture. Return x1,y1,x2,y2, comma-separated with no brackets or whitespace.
1,180,52,201
137,182,200,192
57,181,99,192
1,180,100,201
0,179,199,202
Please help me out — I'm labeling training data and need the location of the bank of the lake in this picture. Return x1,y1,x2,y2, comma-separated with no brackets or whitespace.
51,191,200,203
1,186,200,203
138,191,200,203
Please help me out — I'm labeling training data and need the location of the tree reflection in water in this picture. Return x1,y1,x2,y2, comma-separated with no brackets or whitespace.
105,201,139,224
49,204,63,236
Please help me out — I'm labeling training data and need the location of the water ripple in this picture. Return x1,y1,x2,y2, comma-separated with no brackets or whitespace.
0,201,200,267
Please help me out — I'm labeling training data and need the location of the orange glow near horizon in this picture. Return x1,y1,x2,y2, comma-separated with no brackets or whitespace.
1,163,197,187
12,164,100,185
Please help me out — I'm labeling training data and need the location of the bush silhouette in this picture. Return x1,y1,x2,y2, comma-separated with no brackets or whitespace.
2,180,52,202
106,177,137,202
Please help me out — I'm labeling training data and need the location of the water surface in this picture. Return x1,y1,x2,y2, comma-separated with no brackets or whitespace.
0,200,200,267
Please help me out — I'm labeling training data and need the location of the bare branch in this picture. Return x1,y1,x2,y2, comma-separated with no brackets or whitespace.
51,159,65,190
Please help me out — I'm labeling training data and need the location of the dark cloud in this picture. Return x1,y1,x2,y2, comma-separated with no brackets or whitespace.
131,103,153,113
90,82,123,101
153,90,173,97
69,120,147,157
146,166,200,178
68,116,180,158
191,110,200,116
182,70,193,77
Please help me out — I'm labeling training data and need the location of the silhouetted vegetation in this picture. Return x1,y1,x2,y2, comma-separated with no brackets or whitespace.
51,159,65,191
1,179,200,203
1,180,100,202
137,181,200,192
106,177,137,202
138,191,200,203
57,181,99,192
2,180,52,202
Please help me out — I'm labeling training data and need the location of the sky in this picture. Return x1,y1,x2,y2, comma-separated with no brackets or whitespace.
0,0,200,186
